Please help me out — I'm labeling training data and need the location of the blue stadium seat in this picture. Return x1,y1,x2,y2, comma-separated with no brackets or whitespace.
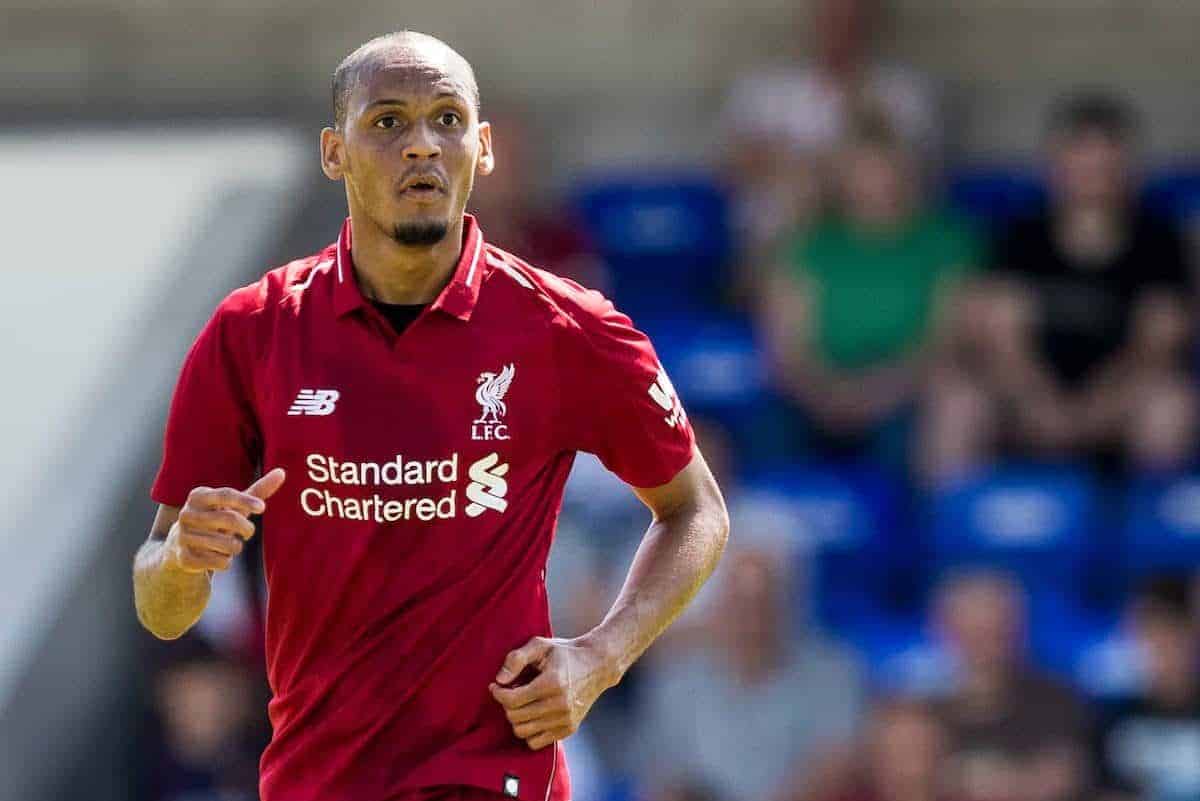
1142,165,1200,226
1064,618,1140,698
1122,474,1200,576
639,311,767,413
742,464,908,635
943,166,1047,230
635,309,800,473
851,617,954,696
572,173,732,317
927,464,1096,592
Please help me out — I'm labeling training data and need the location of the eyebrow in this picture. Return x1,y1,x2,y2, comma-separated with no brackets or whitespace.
364,91,465,109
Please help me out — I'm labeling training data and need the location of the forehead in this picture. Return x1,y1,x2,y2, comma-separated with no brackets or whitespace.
351,43,474,109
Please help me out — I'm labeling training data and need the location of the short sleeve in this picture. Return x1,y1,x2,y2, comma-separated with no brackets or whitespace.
560,294,695,489
150,303,261,507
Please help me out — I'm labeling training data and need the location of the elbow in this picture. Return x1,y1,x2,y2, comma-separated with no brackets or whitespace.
134,603,177,640
133,589,194,641
706,488,731,567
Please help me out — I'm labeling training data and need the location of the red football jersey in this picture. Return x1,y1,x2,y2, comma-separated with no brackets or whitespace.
150,215,695,801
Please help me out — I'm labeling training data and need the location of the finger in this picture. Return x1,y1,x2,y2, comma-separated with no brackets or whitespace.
526,727,571,751
178,507,255,540
496,637,552,684
179,545,233,572
489,673,557,709
503,697,563,725
246,468,286,501
191,486,266,516
514,714,569,740
179,529,244,558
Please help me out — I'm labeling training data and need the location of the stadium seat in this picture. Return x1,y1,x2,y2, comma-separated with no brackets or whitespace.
1142,165,1200,226
639,311,767,414
850,616,954,696
1066,619,1141,698
571,172,732,317
927,464,1096,591
635,309,804,473
943,166,1047,231
740,464,909,636
1121,473,1200,576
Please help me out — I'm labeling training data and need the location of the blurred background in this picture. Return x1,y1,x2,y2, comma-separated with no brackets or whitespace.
3,1,1200,800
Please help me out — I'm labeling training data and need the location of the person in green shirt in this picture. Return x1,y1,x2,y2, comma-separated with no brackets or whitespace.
760,121,980,470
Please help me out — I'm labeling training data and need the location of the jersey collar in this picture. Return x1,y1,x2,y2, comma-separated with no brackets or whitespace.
331,214,486,321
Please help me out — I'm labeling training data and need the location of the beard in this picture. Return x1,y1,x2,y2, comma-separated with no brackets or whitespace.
392,219,449,246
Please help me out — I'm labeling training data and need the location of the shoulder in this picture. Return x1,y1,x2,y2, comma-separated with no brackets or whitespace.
923,209,983,259
925,207,977,238
793,216,845,258
480,245,626,340
1132,210,1188,248
212,246,335,327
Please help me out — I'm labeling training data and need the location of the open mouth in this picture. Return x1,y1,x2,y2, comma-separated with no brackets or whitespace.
399,175,446,196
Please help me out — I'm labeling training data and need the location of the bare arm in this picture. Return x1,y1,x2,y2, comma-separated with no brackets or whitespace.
133,468,285,640
576,450,729,678
489,450,729,750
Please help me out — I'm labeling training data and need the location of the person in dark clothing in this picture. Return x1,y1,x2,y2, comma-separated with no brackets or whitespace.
921,92,1197,482
931,571,1091,801
1092,576,1200,801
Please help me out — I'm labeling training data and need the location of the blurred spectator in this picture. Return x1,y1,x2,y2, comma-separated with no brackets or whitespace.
926,92,1198,482
932,571,1090,801
468,109,608,290
721,0,941,266
1092,576,1200,801
819,698,956,801
761,121,979,472
143,634,262,801
637,538,863,801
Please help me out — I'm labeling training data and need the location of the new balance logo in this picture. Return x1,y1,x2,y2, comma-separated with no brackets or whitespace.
465,452,509,517
288,388,340,416
648,367,686,429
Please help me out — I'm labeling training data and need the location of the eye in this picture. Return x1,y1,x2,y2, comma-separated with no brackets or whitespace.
437,111,463,127
374,115,399,130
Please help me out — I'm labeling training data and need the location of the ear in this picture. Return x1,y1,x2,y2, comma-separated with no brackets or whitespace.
476,120,495,177
320,127,346,181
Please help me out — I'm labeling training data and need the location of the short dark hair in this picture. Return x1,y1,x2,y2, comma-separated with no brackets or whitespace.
1047,90,1138,142
331,31,480,130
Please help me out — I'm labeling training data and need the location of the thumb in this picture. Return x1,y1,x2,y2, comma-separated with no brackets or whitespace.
496,637,552,685
246,467,287,501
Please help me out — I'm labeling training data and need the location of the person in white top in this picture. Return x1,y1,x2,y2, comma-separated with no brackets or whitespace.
721,0,942,276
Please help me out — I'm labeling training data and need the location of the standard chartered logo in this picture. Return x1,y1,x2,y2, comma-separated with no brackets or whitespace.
465,452,509,517
297,451,509,523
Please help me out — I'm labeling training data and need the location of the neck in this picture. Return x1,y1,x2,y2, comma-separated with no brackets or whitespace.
959,662,1011,711
1056,204,1124,262
348,213,466,305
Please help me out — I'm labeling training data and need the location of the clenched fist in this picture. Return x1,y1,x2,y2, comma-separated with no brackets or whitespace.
164,468,286,575
489,635,618,751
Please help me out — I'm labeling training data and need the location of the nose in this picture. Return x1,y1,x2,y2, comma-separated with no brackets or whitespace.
402,120,441,160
